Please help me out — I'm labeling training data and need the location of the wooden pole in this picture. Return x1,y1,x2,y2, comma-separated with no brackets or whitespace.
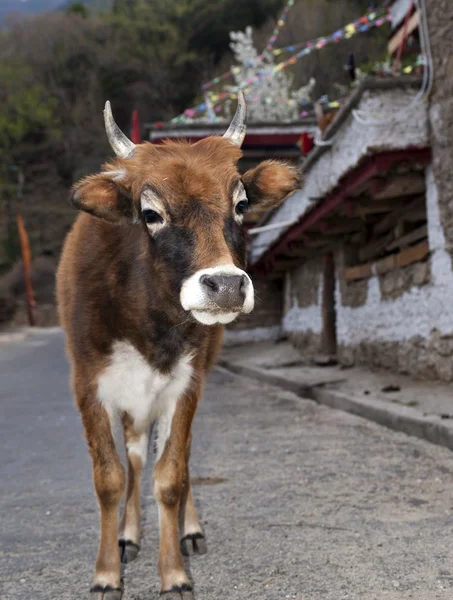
16,213,35,326
322,253,337,356
393,0,415,76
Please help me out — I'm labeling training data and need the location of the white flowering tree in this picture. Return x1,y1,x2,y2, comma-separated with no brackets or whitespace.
223,26,315,122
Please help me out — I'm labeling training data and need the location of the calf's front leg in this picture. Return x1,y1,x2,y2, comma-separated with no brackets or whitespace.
77,391,125,599
153,384,201,599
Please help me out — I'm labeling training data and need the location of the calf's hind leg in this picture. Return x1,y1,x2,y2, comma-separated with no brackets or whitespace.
179,433,207,556
153,385,202,599
78,391,125,599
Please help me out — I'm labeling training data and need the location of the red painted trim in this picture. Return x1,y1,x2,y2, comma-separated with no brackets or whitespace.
250,148,431,274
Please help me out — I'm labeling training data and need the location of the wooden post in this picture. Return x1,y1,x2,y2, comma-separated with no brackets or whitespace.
16,213,35,326
393,0,415,75
322,253,337,356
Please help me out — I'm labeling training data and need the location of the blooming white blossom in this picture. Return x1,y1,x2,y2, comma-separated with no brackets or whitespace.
225,26,316,122
183,26,316,124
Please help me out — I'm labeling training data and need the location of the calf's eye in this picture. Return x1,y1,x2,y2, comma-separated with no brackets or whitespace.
142,209,163,225
236,200,249,215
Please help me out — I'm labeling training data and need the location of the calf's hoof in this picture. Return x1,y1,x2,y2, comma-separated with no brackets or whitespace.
180,533,207,556
161,584,194,599
119,539,140,563
90,584,123,600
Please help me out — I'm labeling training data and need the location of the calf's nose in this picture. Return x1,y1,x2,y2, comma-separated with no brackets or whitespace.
200,274,248,310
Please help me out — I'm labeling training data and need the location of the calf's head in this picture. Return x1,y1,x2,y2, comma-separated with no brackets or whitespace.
70,93,300,325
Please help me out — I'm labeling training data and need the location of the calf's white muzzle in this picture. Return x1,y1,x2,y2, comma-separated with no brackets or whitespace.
180,264,254,325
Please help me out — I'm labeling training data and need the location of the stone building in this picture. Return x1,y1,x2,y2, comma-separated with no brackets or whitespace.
238,0,453,381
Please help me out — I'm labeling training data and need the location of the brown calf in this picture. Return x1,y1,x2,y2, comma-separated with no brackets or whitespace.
56,93,300,599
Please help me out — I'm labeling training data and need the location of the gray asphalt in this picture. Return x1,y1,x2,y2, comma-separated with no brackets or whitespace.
2,330,453,600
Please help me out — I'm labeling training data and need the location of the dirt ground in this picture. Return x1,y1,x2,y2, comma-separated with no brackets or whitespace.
2,329,453,600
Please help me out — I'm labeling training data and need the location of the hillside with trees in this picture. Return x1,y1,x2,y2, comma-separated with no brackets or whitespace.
0,0,388,310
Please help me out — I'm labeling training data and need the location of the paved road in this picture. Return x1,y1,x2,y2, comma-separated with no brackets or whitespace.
2,330,453,600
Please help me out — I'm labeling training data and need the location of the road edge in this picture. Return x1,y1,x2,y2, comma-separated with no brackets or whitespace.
218,360,453,452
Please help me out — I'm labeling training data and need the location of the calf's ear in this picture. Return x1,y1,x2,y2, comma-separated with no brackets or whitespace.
69,170,136,225
242,160,301,210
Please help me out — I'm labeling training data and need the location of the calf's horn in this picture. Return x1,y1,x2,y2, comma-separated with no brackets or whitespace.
223,91,247,147
103,101,136,159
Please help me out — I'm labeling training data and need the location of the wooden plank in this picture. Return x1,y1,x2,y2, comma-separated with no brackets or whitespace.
375,254,397,275
350,230,367,245
373,211,399,236
273,258,304,272
355,204,393,216
359,230,395,262
386,224,428,251
373,196,425,235
403,207,427,222
302,234,344,248
320,218,364,235
283,246,310,258
355,198,408,216
346,241,430,283
344,263,373,281
284,240,312,257
388,10,420,55
322,254,337,355
373,173,425,201
267,270,287,280
396,240,430,268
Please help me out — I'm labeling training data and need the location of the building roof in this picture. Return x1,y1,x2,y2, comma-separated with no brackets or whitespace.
145,119,318,163
146,119,317,141
248,76,429,273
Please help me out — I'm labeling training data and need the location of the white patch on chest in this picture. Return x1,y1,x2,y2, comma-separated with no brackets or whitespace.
97,341,194,436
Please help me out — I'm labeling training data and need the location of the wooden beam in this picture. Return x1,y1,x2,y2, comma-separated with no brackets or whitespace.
344,263,373,281
355,205,392,216
403,208,427,222
395,240,429,267
302,235,327,248
373,211,399,236
344,200,355,217
317,242,343,255
252,149,432,276
355,199,405,216
372,173,425,201
319,218,365,234
350,230,367,245
359,231,395,262
275,247,307,261
302,234,345,248
386,224,428,251
284,246,311,258
273,258,303,272
372,196,425,235
346,241,430,281
354,193,424,218
388,10,420,55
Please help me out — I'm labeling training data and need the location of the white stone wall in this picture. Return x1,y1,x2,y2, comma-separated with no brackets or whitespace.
223,325,281,346
280,258,324,353
250,88,429,263
336,167,453,348
282,285,323,336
